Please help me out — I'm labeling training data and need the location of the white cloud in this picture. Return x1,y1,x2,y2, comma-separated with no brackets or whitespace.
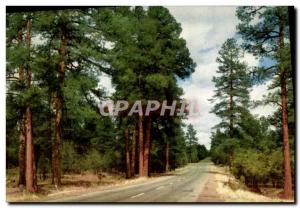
98,74,115,95
168,7,239,66
242,52,259,67
250,81,277,117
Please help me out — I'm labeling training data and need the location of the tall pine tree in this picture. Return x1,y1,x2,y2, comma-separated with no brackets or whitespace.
210,38,251,168
236,6,293,198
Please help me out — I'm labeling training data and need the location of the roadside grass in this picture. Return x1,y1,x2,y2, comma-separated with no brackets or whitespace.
6,168,129,202
211,165,294,202
7,166,185,202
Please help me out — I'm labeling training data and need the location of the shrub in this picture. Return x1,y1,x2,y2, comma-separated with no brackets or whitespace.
62,141,81,173
232,148,284,190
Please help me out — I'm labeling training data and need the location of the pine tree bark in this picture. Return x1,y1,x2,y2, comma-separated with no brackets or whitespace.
25,16,37,192
252,179,261,193
52,25,66,187
228,148,233,170
53,91,62,187
229,51,234,137
188,138,192,163
148,127,152,176
50,92,55,184
229,95,233,136
25,104,35,192
279,12,292,199
143,117,151,177
165,142,169,172
131,120,137,177
17,15,26,188
50,93,55,185
125,128,131,178
19,108,26,188
138,115,144,177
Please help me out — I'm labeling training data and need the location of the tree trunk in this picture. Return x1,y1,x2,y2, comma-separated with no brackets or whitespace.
33,143,37,189
125,128,131,178
50,94,55,185
228,67,234,169
53,91,63,187
24,16,37,193
138,115,144,177
188,137,191,163
229,65,234,137
165,142,169,172
279,12,293,199
281,66,292,199
229,95,233,136
228,148,233,170
52,25,66,187
17,15,26,188
143,117,151,177
252,178,261,193
148,128,152,176
19,108,26,188
131,120,137,177
25,104,36,192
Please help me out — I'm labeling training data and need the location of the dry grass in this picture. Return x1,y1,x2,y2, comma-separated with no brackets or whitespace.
6,169,136,202
6,164,188,202
211,165,293,202
7,168,172,202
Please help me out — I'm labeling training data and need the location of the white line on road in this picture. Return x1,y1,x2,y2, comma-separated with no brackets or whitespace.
156,186,165,190
130,193,145,198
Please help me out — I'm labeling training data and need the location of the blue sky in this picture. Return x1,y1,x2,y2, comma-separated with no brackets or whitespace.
98,6,276,149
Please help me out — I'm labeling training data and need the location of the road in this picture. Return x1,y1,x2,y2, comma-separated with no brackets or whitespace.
49,160,211,203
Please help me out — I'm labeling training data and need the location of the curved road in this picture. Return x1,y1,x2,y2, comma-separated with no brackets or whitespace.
50,160,211,202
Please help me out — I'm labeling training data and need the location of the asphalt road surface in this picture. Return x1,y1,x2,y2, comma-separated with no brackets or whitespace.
49,160,211,203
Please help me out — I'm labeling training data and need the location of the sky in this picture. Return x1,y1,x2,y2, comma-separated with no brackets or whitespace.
99,6,276,149
167,6,276,149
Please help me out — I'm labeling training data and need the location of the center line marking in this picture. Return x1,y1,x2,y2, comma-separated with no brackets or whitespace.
156,186,164,190
130,193,145,198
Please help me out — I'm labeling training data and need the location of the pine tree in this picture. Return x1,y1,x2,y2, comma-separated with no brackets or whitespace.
124,127,131,178
236,6,293,198
131,120,137,177
24,14,37,193
16,14,27,188
210,38,251,168
105,6,195,177
185,124,198,163
6,12,40,193
32,8,116,186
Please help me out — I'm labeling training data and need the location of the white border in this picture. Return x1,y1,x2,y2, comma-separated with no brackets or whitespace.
1,1,299,207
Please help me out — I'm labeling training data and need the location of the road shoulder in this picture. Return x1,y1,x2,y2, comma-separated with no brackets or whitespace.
197,163,223,202
198,163,292,203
